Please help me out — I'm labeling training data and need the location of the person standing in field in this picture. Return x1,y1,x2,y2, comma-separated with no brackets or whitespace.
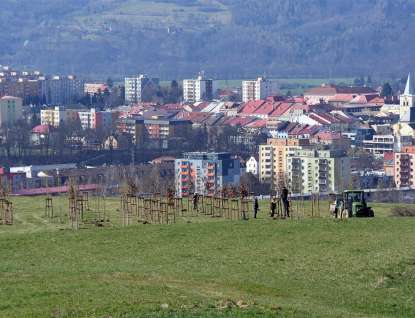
253,197,259,219
281,187,289,218
193,193,198,210
270,197,277,218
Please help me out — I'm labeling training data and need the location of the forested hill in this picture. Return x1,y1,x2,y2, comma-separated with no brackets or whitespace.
2,0,415,80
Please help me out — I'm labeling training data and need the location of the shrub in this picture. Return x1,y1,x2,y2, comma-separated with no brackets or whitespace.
390,205,415,217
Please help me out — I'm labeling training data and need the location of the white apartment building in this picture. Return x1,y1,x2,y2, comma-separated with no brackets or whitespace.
183,72,218,102
242,77,278,102
125,75,160,104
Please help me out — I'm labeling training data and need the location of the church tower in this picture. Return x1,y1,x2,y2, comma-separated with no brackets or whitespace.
400,73,415,119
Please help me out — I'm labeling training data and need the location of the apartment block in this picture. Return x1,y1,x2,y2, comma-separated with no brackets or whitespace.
39,75,84,105
78,108,119,131
259,138,309,185
394,146,415,188
41,106,67,126
287,149,350,193
125,75,160,104
183,72,218,102
0,96,23,127
242,77,278,102
0,78,41,102
118,117,192,143
175,152,240,197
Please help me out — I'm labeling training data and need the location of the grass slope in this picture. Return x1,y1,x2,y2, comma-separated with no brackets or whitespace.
0,196,414,317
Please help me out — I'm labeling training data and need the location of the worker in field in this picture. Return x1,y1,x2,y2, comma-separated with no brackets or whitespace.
270,197,277,218
193,192,198,210
253,197,259,219
281,187,289,218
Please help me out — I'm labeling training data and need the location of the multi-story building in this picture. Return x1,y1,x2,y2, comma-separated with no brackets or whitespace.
125,75,160,104
259,138,309,185
0,78,41,103
78,108,119,131
363,135,394,155
394,146,415,188
0,96,23,127
40,107,86,128
287,149,350,193
242,77,278,102
175,152,240,197
118,117,192,143
183,72,218,102
39,75,84,105
41,106,67,126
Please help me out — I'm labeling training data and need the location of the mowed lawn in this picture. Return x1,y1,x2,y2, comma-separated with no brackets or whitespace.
0,196,414,317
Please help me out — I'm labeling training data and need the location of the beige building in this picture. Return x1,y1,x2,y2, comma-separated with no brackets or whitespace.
259,138,309,186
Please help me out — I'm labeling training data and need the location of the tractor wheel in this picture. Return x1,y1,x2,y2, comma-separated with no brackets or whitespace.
368,208,374,217
341,209,349,218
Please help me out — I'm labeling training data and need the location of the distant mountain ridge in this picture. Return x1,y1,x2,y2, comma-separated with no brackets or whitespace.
1,0,415,80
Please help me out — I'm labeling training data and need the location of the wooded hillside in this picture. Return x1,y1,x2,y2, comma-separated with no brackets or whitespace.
2,0,415,80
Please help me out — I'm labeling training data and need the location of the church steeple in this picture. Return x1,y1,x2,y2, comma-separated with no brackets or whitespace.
403,73,415,96
400,73,415,119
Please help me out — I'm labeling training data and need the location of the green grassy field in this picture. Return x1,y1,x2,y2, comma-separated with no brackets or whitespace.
77,0,232,30
0,196,414,317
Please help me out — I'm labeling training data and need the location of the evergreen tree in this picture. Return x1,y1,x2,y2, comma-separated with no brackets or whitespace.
381,82,393,96
106,77,114,88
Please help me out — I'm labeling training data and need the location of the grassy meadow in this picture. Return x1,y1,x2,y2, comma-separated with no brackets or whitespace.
0,196,414,317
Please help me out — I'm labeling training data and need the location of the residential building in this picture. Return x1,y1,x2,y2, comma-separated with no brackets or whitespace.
394,146,415,188
78,108,119,131
363,135,395,155
118,117,192,144
39,75,84,105
304,84,376,105
287,149,350,193
259,138,309,185
242,78,278,102
0,96,23,127
183,72,218,102
246,154,259,176
125,75,160,104
175,152,240,197
29,124,58,146
0,78,41,103
41,106,67,126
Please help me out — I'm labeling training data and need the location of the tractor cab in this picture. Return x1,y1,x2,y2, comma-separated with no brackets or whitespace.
334,190,374,218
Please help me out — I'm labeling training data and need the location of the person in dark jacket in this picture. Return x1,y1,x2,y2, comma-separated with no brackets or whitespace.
270,198,277,218
193,193,198,210
281,187,289,218
253,197,259,219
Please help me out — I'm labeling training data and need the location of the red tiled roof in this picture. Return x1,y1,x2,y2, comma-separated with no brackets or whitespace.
383,152,394,162
313,131,345,140
30,124,58,134
305,84,376,96
329,94,357,102
238,100,266,115
247,119,267,128
269,102,293,117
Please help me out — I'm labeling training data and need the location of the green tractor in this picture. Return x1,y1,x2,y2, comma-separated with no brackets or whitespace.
333,190,374,218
